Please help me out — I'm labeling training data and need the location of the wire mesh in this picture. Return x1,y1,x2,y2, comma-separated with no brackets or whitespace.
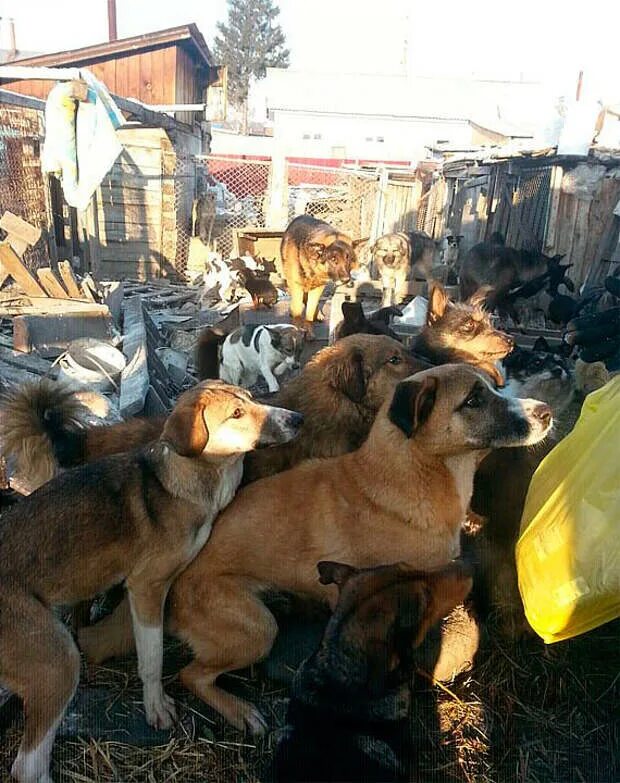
0,105,51,271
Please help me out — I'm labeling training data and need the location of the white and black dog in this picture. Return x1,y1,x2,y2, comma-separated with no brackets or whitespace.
220,324,306,392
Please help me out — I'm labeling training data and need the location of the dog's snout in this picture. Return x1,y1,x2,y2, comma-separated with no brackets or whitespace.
503,334,515,349
533,403,552,428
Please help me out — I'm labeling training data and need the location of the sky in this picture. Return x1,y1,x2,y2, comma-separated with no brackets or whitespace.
1,0,619,104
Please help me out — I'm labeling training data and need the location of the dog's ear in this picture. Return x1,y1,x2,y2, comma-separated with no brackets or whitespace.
270,329,282,349
388,376,437,438
317,560,358,588
413,563,473,647
352,237,370,250
467,285,493,309
532,336,550,353
330,347,367,402
427,284,449,324
162,395,209,457
342,300,365,324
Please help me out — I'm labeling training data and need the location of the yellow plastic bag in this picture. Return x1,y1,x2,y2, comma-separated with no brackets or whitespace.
516,375,620,643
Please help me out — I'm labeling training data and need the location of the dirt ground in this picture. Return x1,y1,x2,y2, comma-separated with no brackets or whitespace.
1,614,618,783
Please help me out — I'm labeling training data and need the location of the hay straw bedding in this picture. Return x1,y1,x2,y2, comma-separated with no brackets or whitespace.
1,618,618,783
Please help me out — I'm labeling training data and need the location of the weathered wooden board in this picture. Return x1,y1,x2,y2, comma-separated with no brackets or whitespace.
36,268,69,299
0,243,46,297
120,296,150,417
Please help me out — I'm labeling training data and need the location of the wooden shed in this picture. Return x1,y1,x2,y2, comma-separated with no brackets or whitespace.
1,24,216,126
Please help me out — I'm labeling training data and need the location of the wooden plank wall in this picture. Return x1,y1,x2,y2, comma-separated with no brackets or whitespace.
175,45,201,125
1,45,180,105
86,127,176,280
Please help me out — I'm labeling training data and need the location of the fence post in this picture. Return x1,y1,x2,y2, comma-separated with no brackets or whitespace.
371,166,388,242
266,147,289,229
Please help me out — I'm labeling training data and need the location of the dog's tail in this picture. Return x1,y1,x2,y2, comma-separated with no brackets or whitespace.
0,379,90,492
196,327,227,380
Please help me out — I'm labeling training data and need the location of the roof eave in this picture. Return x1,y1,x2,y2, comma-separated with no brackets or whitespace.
10,23,213,70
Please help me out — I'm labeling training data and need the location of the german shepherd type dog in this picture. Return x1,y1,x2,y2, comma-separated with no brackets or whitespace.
79,365,553,733
411,285,514,387
273,560,472,783
281,215,366,332
0,382,302,783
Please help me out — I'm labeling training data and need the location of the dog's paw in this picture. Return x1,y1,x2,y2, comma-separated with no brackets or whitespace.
314,310,325,322
144,689,177,730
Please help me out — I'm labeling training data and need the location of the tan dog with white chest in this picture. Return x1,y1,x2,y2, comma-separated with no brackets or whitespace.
0,381,302,783
80,365,553,735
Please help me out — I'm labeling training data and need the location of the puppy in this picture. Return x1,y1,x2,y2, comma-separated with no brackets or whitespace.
411,285,514,387
235,267,278,309
220,324,305,393
200,253,239,305
281,215,366,332
0,381,302,783
334,301,402,341
273,560,472,783
79,365,553,732
243,333,416,482
371,232,411,306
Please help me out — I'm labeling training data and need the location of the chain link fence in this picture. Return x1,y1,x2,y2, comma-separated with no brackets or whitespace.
188,155,381,262
0,103,52,271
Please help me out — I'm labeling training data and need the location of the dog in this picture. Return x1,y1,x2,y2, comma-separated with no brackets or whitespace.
371,231,436,306
242,333,416,482
502,340,574,416
371,232,412,306
460,236,568,319
1,335,414,493
273,560,472,783
281,215,366,333
410,285,514,387
0,381,302,783
334,301,402,341
200,253,239,305
219,324,305,393
79,364,553,732
235,267,279,309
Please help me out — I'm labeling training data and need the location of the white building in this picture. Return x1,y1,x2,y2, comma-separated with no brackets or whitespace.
254,69,546,165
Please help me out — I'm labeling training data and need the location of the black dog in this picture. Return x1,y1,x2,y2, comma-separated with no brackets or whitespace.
273,560,472,783
236,267,279,309
335,301,402,341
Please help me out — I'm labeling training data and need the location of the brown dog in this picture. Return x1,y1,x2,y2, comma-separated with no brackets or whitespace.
242,333,416,482
0,381,302,783
273,560,472,783
411,285,514,387
1,336,415,493
281,215,366,332
79,365,553,733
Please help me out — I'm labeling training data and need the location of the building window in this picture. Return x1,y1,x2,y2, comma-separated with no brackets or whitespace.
365,136,373,142
376,136,385,143
302,133,311,140
314,133,322,140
